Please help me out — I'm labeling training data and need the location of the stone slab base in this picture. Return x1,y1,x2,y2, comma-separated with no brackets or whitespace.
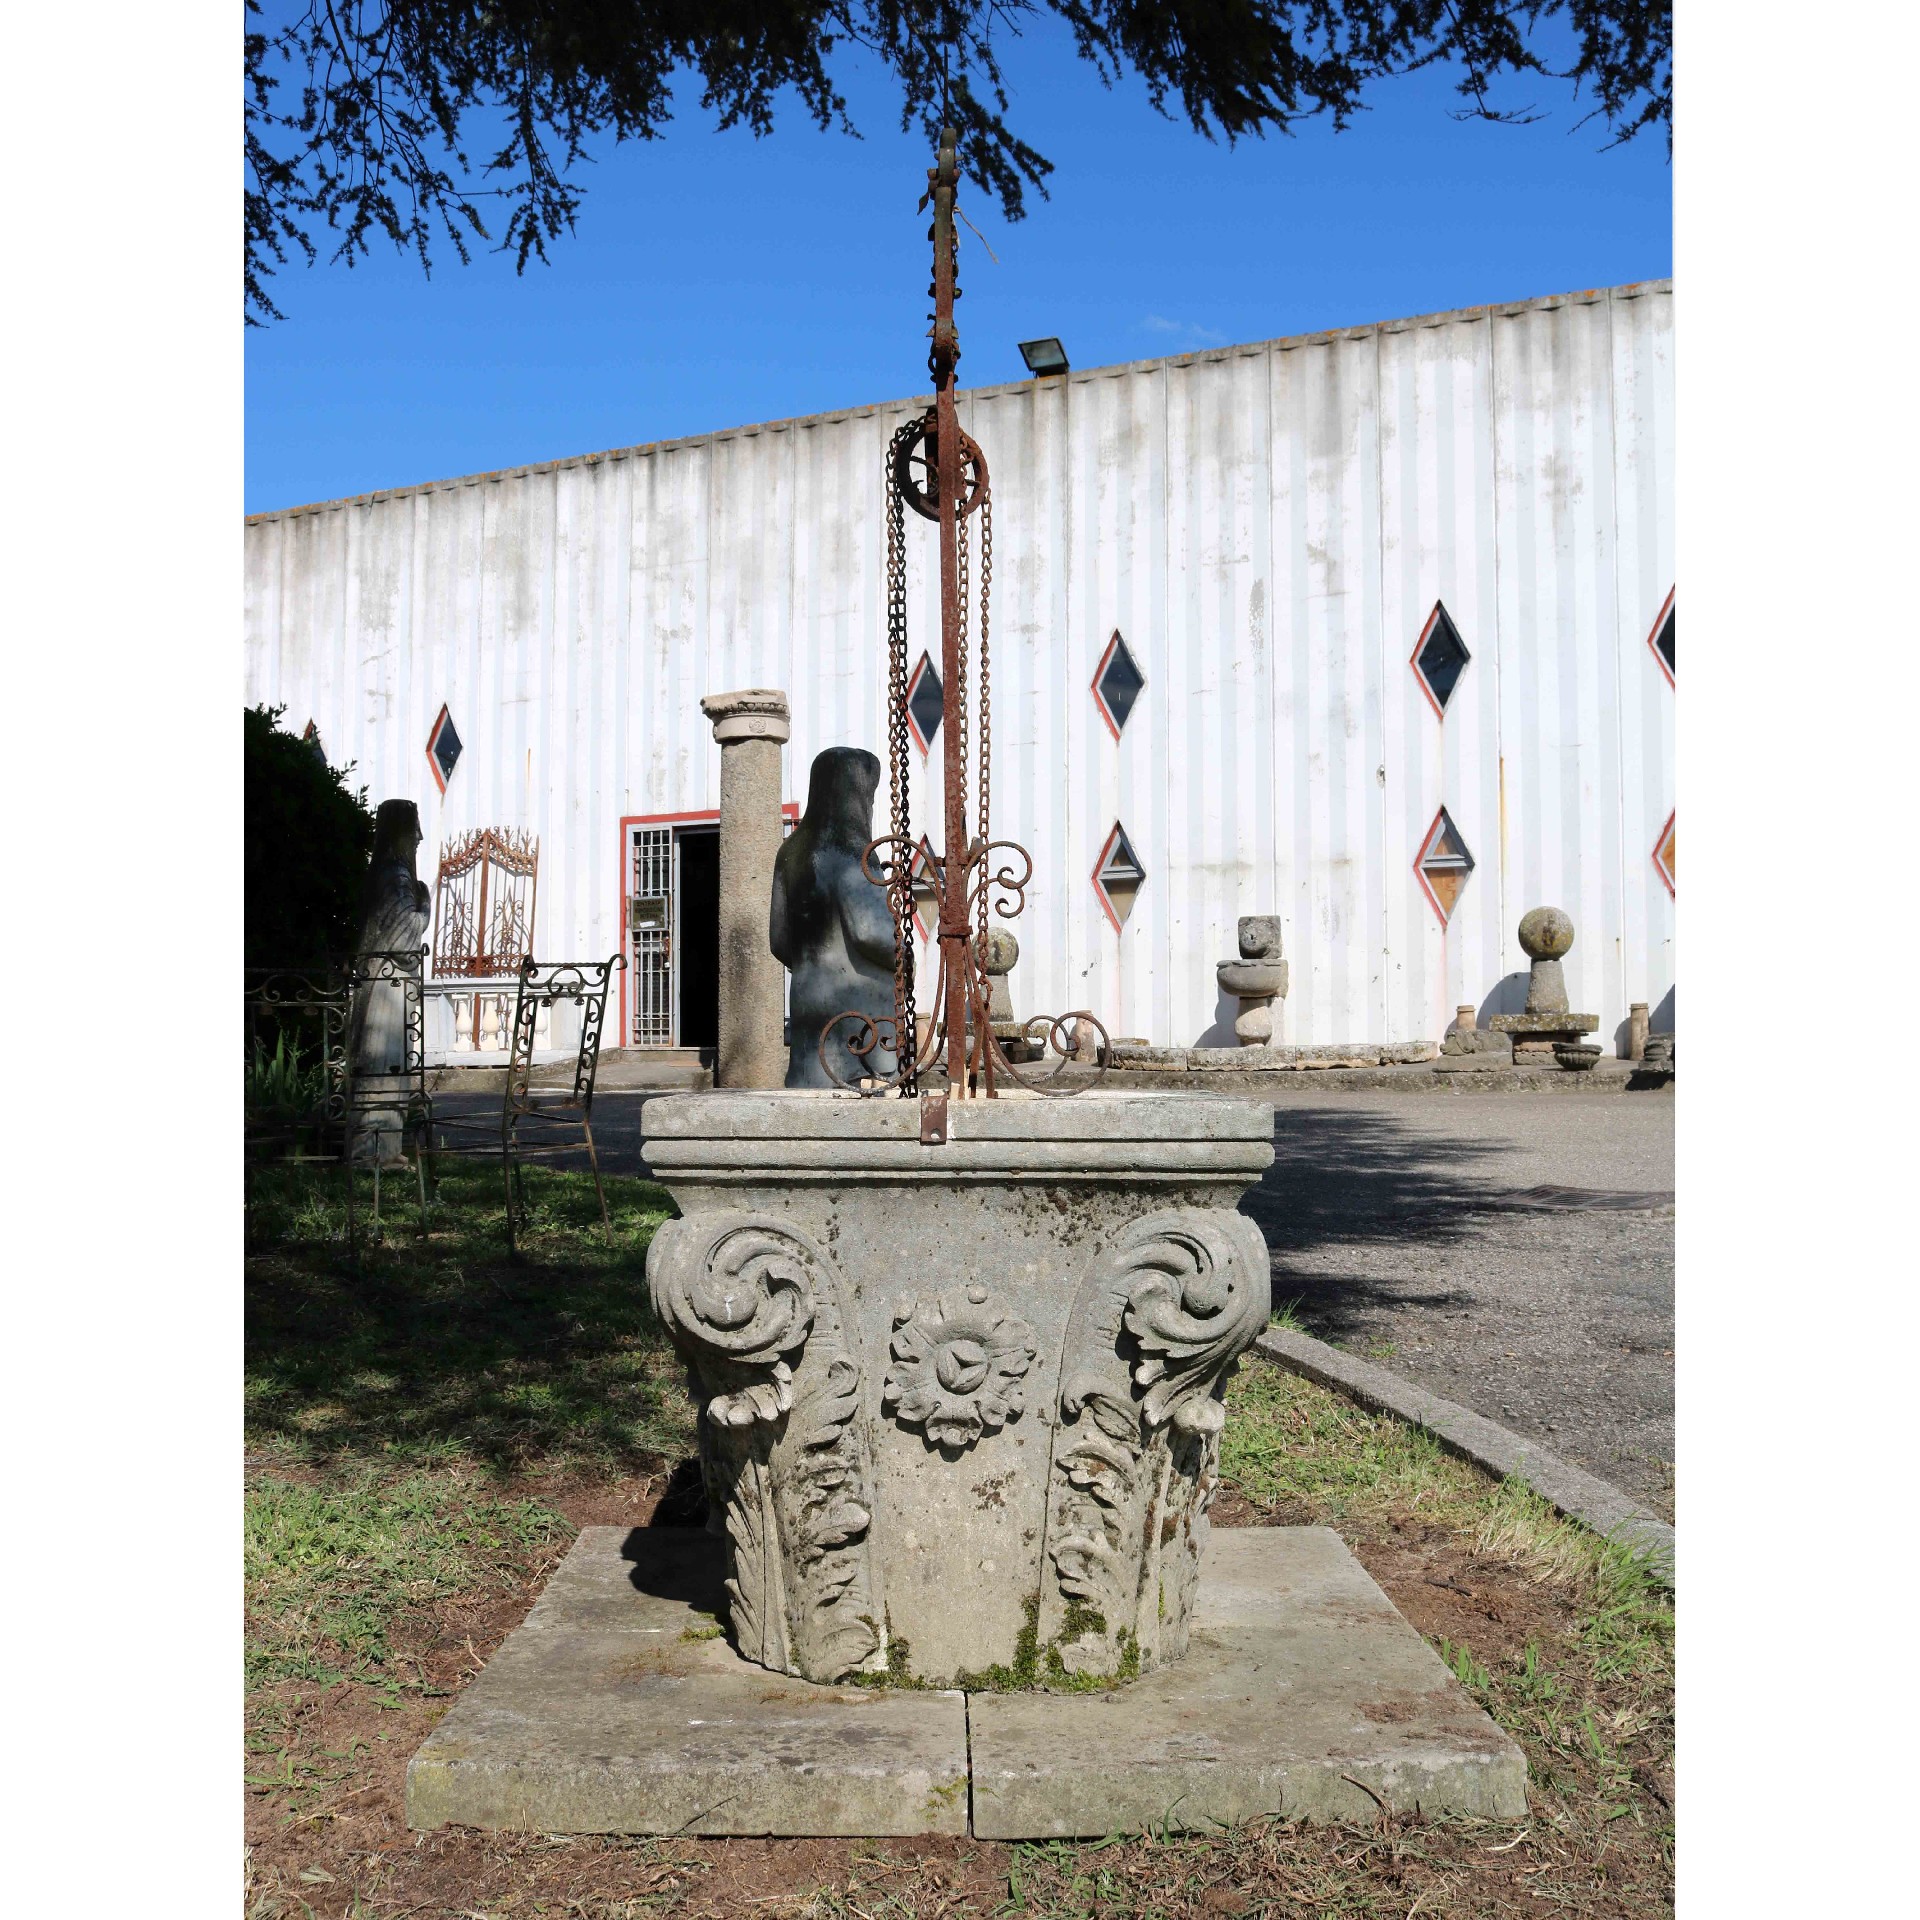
406,1529,970,1837
409,1527,1525,1839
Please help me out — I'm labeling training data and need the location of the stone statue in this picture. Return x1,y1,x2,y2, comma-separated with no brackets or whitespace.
769,748,898,1088
1216,915,1289,1046
346,799,431,1160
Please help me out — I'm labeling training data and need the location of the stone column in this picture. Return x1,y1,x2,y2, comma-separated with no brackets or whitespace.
699,689,791,1088
1628,1002,1649,1062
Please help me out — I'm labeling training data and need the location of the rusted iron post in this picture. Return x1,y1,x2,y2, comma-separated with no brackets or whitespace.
814,127,1110,1101
929,128,970,1091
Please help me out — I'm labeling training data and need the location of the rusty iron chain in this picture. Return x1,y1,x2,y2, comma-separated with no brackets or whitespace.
883,412,925,1093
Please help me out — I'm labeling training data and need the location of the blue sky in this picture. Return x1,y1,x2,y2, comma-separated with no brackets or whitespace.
244,17,1671,514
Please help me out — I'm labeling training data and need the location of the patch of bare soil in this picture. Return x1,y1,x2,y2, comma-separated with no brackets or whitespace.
247,1473,1671,1920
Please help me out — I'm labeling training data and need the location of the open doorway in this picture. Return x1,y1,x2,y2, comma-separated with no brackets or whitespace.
623,808,796,1049
624,815,722,1050
675,826,719,1048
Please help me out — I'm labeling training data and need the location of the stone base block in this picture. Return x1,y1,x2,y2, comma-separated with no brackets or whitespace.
1105,1044,1191,1071
1190,1045,1296,1070
971,1528,1524,1836
407,1529,970,1837
1488,1013,1599,1039
1441,1029,1511,1059
410,1527,1525,1840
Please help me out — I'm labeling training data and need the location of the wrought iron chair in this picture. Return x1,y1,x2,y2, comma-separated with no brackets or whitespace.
431,953,626,1254
244,964,351,1171
243,946,432,1250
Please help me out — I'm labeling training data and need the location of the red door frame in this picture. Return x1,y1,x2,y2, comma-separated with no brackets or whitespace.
615,805,799,1048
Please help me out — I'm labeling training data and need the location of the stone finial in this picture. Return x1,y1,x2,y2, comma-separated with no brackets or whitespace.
1517,906,1574,962
700,688,792,746
980,927,1019,1024
1517,907,1573,1016
1489,905,1598,1062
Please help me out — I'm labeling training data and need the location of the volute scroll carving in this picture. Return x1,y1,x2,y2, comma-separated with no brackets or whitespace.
1044,1208,1272,1678
646,1213,881,1682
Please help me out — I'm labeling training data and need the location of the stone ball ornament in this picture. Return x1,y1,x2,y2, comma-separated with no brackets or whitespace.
884,1284,1037,1451
979,926,1019,972
1517,906,1574,961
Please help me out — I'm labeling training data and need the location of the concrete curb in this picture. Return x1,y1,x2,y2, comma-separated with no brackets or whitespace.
1251,1327,1675,1587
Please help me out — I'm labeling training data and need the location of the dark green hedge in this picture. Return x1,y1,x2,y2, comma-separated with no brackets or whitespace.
245,705,377,969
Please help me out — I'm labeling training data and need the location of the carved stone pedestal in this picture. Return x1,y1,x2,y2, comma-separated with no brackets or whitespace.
642,1091,1276,1688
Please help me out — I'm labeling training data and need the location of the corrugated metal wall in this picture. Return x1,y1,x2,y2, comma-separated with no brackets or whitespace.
244,281,1674,1049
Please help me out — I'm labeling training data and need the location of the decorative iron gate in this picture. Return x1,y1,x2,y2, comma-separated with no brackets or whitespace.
432,828,541,1052
629,825,675,1046
433,828,540,977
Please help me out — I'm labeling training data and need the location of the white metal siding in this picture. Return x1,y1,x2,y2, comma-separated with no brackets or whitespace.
245,283,1674,1048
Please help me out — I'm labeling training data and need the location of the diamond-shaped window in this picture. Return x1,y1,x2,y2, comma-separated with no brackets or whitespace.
1648,590,1675,683
1415,807,1475,925
1653,811,1675,896
1092,630,1146,739
905,654,942,756
427,704,463,793
1411,603,1471,716
1092,822,1146,931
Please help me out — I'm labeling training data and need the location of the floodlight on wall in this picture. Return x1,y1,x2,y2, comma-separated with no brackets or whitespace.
1019,337,1070,377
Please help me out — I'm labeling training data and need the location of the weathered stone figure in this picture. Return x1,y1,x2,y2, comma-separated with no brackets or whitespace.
769,748,897,1088
346,799,431,1160
1217,914,1289,1046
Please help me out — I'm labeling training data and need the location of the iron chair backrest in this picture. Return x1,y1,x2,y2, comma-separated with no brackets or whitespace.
505,954,627,1116
244,964,353,1146
342,944,432,1140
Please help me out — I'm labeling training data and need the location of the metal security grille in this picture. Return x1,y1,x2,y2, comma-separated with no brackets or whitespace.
630,826,675,1046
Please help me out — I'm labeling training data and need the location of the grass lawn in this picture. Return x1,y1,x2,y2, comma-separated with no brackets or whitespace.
245,1159,1672,1919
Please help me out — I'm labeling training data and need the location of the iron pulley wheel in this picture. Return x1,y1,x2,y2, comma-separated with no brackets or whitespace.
892,416,988,522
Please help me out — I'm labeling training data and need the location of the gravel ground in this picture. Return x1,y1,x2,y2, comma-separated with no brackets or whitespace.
1245,1091,1674,1515
433,1085,1675,1515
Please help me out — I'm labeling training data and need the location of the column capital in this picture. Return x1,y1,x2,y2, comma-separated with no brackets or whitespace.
700,688,791,746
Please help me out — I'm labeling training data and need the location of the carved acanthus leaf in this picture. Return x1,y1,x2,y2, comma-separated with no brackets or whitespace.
1117,1212,1271,1433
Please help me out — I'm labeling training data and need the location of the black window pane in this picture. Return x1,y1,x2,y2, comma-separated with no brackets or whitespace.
1656,605,1675,674
1096,634,1146,734
1416,605,1471,712
908,659,943,744
433,714,463,780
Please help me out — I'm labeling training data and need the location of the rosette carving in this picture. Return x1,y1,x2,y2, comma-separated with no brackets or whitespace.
646,1214,880,1682
884,1284,1036,1451
1043,1209,1271,1677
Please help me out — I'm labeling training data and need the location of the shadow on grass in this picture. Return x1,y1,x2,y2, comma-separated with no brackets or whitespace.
245,1157,697,1476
